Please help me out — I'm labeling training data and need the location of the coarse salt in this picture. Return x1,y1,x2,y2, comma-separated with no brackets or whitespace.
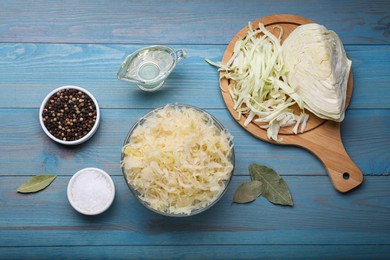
67,168,115,215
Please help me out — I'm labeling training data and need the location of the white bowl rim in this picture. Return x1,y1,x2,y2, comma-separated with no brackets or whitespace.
67,167,115,215
39,85,100,145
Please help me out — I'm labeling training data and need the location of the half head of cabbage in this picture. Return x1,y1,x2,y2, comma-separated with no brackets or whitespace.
282,23,352,122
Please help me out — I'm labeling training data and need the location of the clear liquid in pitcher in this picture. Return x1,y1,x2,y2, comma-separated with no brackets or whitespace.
126,49,174,83
117,45,186,92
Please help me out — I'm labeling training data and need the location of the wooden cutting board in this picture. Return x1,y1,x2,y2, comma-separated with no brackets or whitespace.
220,14,363,193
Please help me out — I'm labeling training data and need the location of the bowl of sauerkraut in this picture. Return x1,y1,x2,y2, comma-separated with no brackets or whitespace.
121,104,235,217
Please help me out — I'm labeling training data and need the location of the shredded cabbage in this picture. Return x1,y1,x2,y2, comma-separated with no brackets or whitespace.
122,105,234,215
206,22,350,141
206,22,308,142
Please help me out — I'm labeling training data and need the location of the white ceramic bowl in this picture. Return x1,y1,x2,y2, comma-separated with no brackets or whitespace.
39,85,100,145
67,168,115,215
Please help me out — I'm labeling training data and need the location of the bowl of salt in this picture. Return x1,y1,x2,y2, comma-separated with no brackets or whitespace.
67,168,115,215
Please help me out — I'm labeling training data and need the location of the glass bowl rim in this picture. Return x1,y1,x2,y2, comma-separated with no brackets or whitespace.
121,103,235,217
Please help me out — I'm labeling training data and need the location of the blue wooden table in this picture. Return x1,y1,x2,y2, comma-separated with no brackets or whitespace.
1,0,389,259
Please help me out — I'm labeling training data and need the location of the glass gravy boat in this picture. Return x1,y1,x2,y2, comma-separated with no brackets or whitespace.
117,45,186,92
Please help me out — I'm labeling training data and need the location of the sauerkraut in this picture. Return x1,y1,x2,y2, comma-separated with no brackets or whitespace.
122,105,234,215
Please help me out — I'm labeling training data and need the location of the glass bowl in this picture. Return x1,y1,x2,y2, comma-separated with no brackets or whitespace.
39,85,100,145
121,104,235,217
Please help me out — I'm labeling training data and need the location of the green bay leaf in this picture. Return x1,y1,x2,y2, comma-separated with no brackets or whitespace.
233,180,264,204
250,164,293,206
17,174,57,193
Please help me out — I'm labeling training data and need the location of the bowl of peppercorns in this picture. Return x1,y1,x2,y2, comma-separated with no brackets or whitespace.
39,85,100,145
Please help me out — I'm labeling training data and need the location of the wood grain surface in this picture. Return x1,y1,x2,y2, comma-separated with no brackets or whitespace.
0,44,388,109
0,108,389,176
1,245,389,259
0,0,389,258
1,176,390,246
0,0,389,45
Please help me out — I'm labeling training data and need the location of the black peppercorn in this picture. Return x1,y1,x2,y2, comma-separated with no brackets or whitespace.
42,88,97,142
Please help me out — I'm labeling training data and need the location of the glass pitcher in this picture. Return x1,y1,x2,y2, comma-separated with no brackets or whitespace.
117,45,187,92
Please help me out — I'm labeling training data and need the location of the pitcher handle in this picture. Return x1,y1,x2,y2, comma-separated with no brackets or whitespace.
174,49,187,62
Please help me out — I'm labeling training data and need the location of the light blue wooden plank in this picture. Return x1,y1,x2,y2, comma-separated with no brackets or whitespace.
0,108,388,176
342,109,390,175
0,175,389,246
347,45,390,109
1,245,389,259
0,0,388,257
0,44,224,108
0,0,389,44
0,44,389,109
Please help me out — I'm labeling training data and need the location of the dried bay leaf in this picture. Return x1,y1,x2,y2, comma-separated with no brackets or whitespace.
233,180,264,203
250,164,293,206
17,174,57,193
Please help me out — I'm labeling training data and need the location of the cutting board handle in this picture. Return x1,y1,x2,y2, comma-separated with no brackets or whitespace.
289,121,364,193
316,137,364,193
